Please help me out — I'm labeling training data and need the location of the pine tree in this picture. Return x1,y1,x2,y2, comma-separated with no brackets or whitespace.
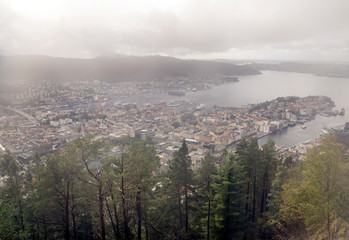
260,139,278,215
195,153,217,239
122,140,160,240
169,139,193,239
211,153,245,240
236,138,261,238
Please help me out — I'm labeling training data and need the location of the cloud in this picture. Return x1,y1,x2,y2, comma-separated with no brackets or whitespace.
0,0,18,54
0,0,348,61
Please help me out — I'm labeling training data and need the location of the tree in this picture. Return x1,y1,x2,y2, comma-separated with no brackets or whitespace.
235,138,280,239
280,136,349,239
194,153,217,239
0,198,20,239
211,153,245,240
103,159,122,240
33,145,80,240
168,139,193,239
73,135,109,240
259,139,278,215
146,175,179,240
122,140,159,240
265,156,296,239
236,138,261,234
28,135,108,240
0,150,25,234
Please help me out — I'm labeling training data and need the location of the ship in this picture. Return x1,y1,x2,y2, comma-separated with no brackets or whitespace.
321,128,329,135
339,108,345,116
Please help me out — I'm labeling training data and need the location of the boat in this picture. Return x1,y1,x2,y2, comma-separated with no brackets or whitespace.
339,108,345,116
321,128,329,135
301,125,307,129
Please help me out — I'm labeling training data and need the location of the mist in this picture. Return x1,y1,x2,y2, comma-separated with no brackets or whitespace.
1,0,348,62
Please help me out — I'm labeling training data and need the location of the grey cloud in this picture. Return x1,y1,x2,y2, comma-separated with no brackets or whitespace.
0,0,349,61
117,0,349,55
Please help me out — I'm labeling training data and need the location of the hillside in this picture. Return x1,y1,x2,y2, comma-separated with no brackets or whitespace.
251,62,349,78
0,55,261,83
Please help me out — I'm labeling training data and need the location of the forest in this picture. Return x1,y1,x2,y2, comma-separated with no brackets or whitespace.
1,135,349,240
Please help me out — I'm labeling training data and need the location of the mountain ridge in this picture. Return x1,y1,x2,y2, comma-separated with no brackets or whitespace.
250,62,349,78
0,55,261,83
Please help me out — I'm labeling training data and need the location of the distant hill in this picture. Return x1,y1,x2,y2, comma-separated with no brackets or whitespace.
0,55,261,84
251,62,349,78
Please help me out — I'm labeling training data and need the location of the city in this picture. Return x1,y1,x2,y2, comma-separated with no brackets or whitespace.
0,79,337,170
1,0,349,239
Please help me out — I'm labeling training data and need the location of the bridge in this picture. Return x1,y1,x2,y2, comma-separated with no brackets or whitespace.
0,106,37,121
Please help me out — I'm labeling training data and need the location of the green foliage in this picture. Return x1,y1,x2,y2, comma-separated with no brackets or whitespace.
168,139,193,238
169,140,192,187
123,140,160,186
193,153,217,239
211,153,245,240
0,201,19,240
4,134,349,240
278,136,349,239
0,150,26,237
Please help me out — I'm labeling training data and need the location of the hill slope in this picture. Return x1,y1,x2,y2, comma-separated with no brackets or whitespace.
0,55,261,83
251,62,349,78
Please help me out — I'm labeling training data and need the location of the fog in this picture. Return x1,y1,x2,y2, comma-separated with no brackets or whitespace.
1,0,349,62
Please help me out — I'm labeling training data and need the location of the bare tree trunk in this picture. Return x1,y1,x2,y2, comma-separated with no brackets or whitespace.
15,174,25,231
144,200,149,240
121,151,131,240
265,175,269,212
43,217,48,240
98,184,106,240
136,189,142,240
327,163,331,240
207,195,211,240
178,188,183,232
260,174,266,214
185,185,189,235
71,211,77,240
106,197,118,239
64,180,71,240
245,171,251,217
110,187,121,238
226,172,232,240
35,218,41,240
252,173,256,223
71,182,77,240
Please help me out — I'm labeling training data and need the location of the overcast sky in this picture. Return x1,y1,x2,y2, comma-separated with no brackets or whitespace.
0,0,348,62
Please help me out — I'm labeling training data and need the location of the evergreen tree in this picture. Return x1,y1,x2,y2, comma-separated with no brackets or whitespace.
122,140,160,240
260,139,278,215
211,153,245,240
0,201,19,240
168,139,193,239
193,153,217,239
236,138,261,238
